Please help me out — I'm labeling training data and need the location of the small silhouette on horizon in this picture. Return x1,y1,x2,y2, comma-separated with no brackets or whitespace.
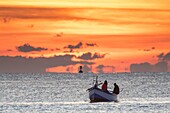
79,66,83,73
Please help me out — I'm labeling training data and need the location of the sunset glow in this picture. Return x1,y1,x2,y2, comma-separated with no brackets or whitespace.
0,0,170,73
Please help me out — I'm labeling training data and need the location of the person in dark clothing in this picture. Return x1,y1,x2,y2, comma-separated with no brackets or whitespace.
102,80,108,92
113,83,119,94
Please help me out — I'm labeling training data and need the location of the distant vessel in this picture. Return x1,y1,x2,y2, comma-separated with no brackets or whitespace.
79,66,83,73
87,76,118,102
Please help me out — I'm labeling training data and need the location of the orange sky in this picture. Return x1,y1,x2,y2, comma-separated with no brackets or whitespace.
0,0,170,73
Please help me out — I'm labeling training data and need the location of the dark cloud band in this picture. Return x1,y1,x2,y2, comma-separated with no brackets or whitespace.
0,55,93,73
16,44,48,52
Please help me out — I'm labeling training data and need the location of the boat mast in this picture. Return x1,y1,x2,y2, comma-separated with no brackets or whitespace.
95,75,98,86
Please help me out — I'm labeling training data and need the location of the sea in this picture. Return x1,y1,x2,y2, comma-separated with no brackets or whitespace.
0,72,169,113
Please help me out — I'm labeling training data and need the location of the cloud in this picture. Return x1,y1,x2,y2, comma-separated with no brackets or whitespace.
132,52,170,73
64,42,98,52
28,24,34,28
96,64,115,73
64,42,83,52
143,47,155,52
66,66,73,72
16,44,48,52
50,48,60,51
78,52,105,60
151,47,155,50
0,7,99,21
7,49,13,51
162,52,170,61
1,6,170,26
143,49,150,52
157,52,170,61
157,53,164,60
2,17,10,23
54,32,63,38
66,67,70,72
0,55,93,73
130,61,168,72
82,64,92,73
86,43,97,47
96,65,105,73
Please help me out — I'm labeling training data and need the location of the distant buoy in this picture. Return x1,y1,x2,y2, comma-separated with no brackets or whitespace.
79,66,83,73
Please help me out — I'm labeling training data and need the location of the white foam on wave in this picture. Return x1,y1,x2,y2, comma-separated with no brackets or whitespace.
120,98,170,104
0,101,89,105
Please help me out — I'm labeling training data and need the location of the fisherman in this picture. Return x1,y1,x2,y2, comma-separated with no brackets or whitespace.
102,80,109,92
113,83,119,95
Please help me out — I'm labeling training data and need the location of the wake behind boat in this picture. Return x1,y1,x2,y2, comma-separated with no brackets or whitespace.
87,76,118,103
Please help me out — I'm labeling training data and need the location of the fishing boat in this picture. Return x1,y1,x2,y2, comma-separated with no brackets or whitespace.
87,76,118,103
